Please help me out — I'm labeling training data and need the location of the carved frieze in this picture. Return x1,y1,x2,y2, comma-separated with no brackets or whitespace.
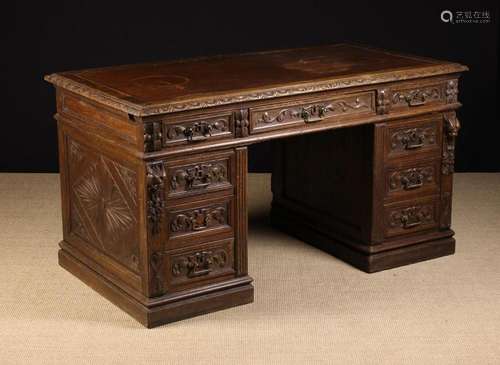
170,205,227,234
146,162,166,234
171,249,228,278
170,163,228,193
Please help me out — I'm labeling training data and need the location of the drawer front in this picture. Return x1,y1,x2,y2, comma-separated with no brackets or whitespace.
384,117,442,160
249,91,375,134
384,159,440,201
166,197,234,249
384,198,439,238
161,111,234,147
165,151,234,201
164,238,235,291
389,79,452,111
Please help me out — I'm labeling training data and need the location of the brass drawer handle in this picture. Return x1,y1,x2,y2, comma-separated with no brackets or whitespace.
189,182,211,190
182,121,226,142
188,268,211,278
401,213,423,229
300,105,327,123
408,99,426,107
403,220,422,229
403,180,423,190
405,141,424,149
172,250,228,279
401,171,424,190
401,129,425,150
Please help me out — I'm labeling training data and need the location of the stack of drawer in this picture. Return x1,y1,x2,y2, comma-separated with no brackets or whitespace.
381,114,444,240
159,150,237,293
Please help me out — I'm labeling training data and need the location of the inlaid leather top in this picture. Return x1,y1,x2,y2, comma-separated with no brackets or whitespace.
45,44,467,116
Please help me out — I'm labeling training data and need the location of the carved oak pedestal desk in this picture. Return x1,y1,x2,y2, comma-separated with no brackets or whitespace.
45,44,467,327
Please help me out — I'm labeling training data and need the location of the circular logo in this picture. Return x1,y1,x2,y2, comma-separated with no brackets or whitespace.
441,10,453,23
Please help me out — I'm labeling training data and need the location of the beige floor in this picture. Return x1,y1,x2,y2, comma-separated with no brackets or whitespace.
0,173,499,364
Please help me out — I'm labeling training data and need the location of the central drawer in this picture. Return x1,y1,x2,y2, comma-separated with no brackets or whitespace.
248,91,376,134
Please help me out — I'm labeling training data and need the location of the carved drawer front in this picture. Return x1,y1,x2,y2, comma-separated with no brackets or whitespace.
164,238,235,291
153,111,234,149
165,151,234,201
388,79,456,112
384,117,442,160
166,197,234,249
384,159,440,201
248,91,375,134
384,198,439,238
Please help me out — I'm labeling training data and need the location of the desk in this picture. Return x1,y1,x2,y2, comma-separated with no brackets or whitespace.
45,44,467,327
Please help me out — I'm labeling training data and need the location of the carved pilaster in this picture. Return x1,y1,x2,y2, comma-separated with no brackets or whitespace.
376,88,391,114
144,121,163,152
146,161,166,234
445,80,459,103
233,109,249,137
150,251,164,293
442,112,461,175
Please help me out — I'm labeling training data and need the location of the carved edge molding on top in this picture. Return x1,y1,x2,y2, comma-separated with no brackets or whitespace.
45,64,466,117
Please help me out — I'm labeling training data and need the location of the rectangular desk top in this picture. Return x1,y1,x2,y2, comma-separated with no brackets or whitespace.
45,44,467,117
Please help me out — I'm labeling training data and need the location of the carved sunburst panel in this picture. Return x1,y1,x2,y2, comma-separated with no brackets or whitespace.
67,139,139,272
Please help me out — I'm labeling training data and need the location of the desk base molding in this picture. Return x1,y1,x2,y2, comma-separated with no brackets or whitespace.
270,208,455,273
59,248,254,327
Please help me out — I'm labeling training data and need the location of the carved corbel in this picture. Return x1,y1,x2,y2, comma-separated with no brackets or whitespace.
376,88,391,114
233,109,249,137
144,121,163,152
146,161,166,234
442,112,460,175
445,80,459,103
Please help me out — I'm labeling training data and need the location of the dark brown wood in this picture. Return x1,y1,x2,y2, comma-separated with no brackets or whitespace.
45,44,466,327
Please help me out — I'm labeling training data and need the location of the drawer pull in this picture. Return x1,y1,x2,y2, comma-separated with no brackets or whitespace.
188,182,211,190
405,141,424,149
300,105,326,123
183,122,213,142
167,121,225,142
408,99,426,107
401,170,424,190
402,219,422,229
401,129,425,150
389,205,434,231
400,208,423,229
403,180,423,190
172,249,228,279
